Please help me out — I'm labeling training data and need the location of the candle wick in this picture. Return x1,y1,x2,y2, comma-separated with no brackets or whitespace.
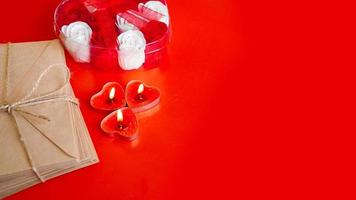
136,94,145,101
118,123,125,130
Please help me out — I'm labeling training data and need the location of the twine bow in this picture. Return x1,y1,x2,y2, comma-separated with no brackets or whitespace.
0,63,79,182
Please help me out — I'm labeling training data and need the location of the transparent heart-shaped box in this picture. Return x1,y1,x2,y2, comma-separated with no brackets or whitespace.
54,0,171,71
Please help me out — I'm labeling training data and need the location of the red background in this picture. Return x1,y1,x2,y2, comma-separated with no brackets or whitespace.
1,0,355,199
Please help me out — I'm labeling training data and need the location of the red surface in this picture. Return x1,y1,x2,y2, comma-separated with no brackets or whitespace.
1,0,355,199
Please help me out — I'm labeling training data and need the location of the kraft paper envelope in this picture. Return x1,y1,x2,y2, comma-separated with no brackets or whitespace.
0,40,98,198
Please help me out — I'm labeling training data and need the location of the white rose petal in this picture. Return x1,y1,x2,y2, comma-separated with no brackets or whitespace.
117,30,146,70
118,47,145,70
61,21,92,63
138,1,169,26
116,15,138,32
158,16,169,26
117,30,146,50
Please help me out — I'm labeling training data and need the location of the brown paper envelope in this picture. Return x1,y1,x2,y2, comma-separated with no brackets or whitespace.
0,40,79,177
0,98,98,185
0,40,98,199
0,106,98,198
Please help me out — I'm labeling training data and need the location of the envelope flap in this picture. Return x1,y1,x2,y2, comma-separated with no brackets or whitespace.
0,114,30,176
14,96,79,167
6,40,66,103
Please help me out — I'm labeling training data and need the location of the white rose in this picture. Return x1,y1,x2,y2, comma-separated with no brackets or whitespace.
61,21,92,63
118,48,146,70
117,30,146,50
116,15,138,33
138,1,169,26
117,30,146,70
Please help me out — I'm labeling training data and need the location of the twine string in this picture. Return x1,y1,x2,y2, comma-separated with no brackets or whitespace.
0,63,78,182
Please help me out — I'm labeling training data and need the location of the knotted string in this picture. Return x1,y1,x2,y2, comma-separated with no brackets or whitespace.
0,63,79,182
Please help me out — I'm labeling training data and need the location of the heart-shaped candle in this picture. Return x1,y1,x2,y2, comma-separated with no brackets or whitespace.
125,80,160,113
90,82,126,111
100,108,139,141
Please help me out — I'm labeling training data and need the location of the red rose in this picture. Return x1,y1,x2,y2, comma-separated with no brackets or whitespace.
141,20,168,43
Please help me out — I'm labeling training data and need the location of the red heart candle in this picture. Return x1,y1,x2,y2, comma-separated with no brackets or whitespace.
90,82,126,111
125,80,160,113
100,108,139,141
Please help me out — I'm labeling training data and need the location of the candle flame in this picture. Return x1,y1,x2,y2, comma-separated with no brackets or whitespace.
117,109,123,122
138,84,144,94
109,87,115,100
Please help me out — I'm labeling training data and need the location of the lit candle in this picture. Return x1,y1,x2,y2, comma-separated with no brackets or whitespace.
108,87,116,102
126,80,160,113
135,83,145,101
116,108,125,130
90,82,126,111
100,107,139,141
